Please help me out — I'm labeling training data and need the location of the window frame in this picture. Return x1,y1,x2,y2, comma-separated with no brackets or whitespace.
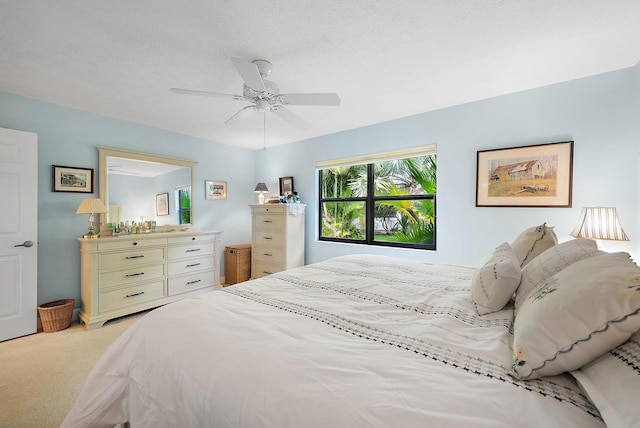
318,155,436,251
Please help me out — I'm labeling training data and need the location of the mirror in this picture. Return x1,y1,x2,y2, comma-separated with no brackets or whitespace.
98,147,197,230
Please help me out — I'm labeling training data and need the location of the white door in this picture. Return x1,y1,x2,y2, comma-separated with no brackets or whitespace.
0,127,38,342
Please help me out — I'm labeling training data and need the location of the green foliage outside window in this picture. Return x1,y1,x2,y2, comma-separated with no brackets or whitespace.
319,155,436,249
178,188,191,224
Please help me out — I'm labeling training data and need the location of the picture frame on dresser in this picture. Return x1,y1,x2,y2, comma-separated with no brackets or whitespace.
156,192,169,215
279,176,294,196
476,141,573,208
52,165,94,193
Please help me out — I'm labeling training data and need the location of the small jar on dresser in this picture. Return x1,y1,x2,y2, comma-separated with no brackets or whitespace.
250,204,305,279
78,230,222,330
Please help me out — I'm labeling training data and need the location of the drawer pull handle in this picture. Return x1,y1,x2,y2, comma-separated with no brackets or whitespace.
125,291,145,298
186,279,202,285
126,272,145,277
191,237,196,240
262,220,273,223
132,242,138,246
263,237,273,240
186,248,201,252
263,253,272,257
263,271,273,275
186,263,201,268
125,255,145,259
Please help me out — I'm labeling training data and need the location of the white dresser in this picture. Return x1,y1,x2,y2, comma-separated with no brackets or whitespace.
78,230,222,329
250,204,305,279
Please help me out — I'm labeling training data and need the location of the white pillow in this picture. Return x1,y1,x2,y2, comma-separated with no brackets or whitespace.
510,223,558,267
512,252,640,380
571,330,640,428
471,242,521,315
514,238,603,314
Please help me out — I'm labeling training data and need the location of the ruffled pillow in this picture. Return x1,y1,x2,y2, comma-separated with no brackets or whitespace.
510,223,557,267
471,242,521,315
512,252,640,380
514,238,603,314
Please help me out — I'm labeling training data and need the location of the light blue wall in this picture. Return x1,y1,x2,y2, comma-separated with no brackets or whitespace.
1,64,639,307
0,92,256,305
256,65,640,266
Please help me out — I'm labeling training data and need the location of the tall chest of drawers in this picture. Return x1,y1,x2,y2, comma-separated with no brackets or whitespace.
250,204,305,279
78,230,222,329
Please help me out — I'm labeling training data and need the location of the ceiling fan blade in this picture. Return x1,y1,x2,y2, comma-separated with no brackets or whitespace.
225,105,255,124
230,58,266,92
271,106,309,128
170,88,245,101
279,93,341,106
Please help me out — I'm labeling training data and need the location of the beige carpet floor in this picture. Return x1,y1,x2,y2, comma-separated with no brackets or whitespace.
0,311,147,428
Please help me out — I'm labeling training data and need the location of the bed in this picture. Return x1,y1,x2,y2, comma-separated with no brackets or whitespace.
61,227,640,427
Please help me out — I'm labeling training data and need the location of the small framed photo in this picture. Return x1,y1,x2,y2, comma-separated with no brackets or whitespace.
476,141,573,208
279,176,294,196
52,165,94,193
156,192,169,216
205,180,227,200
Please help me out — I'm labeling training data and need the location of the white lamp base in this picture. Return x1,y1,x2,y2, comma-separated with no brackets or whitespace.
257,193,265,204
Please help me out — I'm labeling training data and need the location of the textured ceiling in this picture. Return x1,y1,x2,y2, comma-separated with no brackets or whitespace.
1,1,639,150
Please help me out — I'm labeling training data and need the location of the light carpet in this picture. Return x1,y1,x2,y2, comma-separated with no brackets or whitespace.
0,311,147,428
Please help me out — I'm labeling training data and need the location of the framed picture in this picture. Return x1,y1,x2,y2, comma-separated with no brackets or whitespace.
205,180,227,200
52,165,94,193
279,176,294,196
476,141,573,207
156,192,169,216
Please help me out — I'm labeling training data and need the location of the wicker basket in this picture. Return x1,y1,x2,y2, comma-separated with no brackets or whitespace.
38,299,75,333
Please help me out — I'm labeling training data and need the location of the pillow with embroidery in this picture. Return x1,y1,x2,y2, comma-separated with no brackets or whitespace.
471,242,521,315
512,252,640,380
571,330,640,428
514,238,603,314
510,223,557,267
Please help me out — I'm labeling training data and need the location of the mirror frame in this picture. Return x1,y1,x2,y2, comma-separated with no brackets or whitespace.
98,146,197,230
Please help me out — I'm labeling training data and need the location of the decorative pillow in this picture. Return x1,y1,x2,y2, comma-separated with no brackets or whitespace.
471,242,521,315
514,238,603,314
512,252,640,380
571,330,640,428
510,223,558,267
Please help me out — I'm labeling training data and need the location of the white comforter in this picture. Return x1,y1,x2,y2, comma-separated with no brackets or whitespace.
62,255,603,428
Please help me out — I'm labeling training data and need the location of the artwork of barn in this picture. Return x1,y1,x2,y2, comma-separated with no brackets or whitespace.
490,160,545,181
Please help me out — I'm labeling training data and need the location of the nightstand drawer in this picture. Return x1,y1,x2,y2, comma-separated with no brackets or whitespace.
99,264,165,288
99,247,165,270
99,280,164,312
168,255,214,275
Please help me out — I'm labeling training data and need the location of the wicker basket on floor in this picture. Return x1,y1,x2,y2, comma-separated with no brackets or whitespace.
38,299,75,333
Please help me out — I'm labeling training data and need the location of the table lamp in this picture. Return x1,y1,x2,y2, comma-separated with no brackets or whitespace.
76,198,108,239
254,182,269,204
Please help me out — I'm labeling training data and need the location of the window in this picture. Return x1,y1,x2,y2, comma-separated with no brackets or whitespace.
318,147,436,250
176,186,191,224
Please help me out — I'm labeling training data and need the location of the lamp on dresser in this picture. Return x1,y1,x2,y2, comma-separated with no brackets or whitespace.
570,206,629,241
76,198,108,239
254,182,269,204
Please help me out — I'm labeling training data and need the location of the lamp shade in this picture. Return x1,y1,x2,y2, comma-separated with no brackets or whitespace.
570,207,629,241
76,198,108,214
254,182,269,193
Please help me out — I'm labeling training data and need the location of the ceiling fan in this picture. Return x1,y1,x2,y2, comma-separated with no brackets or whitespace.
170,58,341,128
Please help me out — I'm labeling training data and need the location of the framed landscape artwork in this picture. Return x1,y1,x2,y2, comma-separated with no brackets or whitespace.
476,141,573,208
205,180,227,200
52,165,94,193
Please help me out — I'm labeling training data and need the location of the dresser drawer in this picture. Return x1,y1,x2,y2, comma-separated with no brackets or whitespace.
99,280,165,312
97,238,166,251
253,246,285,264
253,231,284,247
168,242,215,260
167,269,214,295
99,247,165,270
252,261,284,278
167,234,216,245
99,264,165,288
253,213,284,231
168,254,214,275
251,205,287,215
